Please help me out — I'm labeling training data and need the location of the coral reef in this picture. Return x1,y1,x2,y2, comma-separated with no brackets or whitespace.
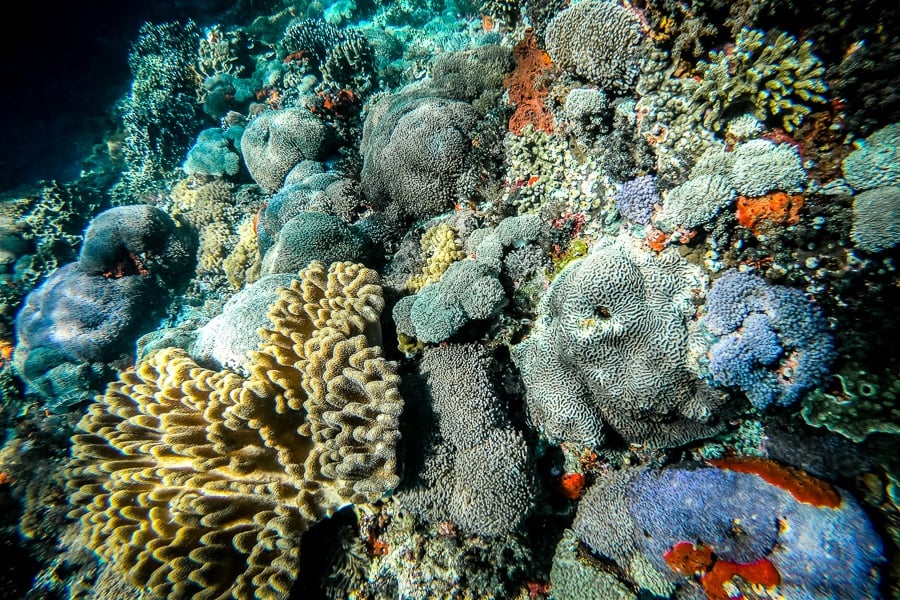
513,235,727,448
691,28,829,133
13,205,194,410
397,343,534,536
702,269,835,410
182,126,244,178
67,261,402,600
842,122,900,192
360,94,480,223
504,30,554,135
117,21,202,198
393,215,544,344
241,108,334,192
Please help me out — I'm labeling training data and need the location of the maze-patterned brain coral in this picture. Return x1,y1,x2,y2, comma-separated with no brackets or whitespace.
66,261,403,600
513,236,726,449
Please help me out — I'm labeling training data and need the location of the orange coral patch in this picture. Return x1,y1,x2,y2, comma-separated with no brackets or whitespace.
664,541,714,576
709,457,841,508
736,192,804,236
556,472,586,500
701,557,781,600
504,29,554,134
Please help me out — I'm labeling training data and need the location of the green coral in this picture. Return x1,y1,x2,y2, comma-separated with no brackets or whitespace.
801,363,900,442
692,28,828,133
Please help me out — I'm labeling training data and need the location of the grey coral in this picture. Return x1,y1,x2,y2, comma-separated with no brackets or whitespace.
545,0,645,95
512,236,726,448
397,343,535,536
360,95,480,222
241,108,333,193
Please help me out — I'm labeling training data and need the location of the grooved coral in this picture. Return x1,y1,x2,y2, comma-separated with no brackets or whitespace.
67,261,403,600
512,236,726,448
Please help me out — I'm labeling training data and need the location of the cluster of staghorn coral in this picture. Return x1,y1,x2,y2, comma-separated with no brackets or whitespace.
66,261,403,600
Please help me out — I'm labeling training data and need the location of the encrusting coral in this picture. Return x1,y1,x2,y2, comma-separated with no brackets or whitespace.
66,261,403,600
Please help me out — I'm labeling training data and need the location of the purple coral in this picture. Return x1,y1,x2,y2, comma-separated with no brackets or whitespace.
702,270,835,410
616,175,659,225
573,464,885,599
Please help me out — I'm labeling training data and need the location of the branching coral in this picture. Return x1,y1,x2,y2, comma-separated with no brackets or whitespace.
67,261,403,600
691,28,828,132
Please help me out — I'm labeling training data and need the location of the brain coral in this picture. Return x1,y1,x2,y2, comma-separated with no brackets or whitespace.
573,462,884,599
702,269,835,410
512,236,727,449
359,94,479,223
67,261,403,600
544,0,645,95
240,108,333,192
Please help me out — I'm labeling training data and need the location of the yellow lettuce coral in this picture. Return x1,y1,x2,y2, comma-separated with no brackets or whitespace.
67,261,403,600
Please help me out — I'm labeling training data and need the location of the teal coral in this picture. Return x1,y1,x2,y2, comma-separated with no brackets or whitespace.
692,27,828,132
801,364,900,442
842,122,900,192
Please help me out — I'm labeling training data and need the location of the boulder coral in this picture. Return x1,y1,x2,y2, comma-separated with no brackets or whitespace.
66,261,403,600
512,236,727,448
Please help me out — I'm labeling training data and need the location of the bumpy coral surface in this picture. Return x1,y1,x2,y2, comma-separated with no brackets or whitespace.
397,343,534,536
513,236,726,448
360,94,479,222
67,261,403,600
574,463,885,599
545,0,645,95
702,269,835,410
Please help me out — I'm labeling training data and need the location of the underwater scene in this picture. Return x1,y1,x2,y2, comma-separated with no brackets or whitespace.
1,0,899,598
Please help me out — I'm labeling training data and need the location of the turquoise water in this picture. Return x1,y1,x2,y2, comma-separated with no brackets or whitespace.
0,0,898,598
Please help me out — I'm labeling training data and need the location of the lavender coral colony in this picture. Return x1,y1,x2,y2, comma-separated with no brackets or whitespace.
1,1,899,599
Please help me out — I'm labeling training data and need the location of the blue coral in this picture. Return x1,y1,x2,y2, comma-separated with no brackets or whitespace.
702,270,835,410
573,465,885,599
616,175,659,225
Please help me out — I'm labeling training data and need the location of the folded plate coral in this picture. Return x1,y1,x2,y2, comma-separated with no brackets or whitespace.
66,261,403,600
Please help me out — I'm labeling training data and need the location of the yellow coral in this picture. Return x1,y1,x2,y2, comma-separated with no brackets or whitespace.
223,219,262,290
67,261,403,600
405,223,466,293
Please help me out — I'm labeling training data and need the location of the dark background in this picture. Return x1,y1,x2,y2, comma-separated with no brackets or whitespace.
0,0,262,192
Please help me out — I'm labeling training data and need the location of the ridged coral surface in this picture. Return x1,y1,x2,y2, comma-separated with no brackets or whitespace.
513,236,726,448
66,261,402,600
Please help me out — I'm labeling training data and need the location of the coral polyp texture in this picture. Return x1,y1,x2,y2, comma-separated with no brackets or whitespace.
573,462,885,599
512,236,727,449
544,0,645,95
701,269,835,410
397,343,535,536
66,261,403,600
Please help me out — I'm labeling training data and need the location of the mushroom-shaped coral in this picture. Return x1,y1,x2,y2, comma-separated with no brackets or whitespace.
66,261,403,600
